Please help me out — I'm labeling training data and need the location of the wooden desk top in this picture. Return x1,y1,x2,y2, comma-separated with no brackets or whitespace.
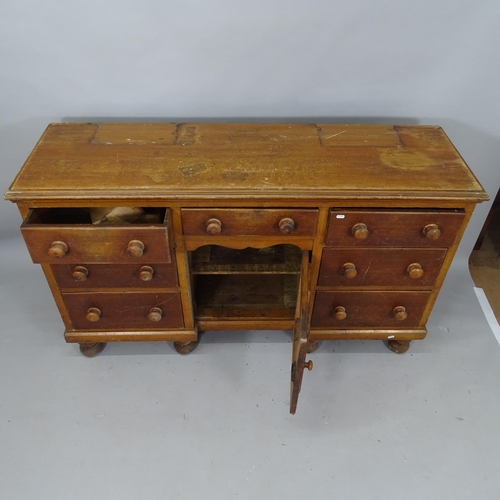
4,122,488,203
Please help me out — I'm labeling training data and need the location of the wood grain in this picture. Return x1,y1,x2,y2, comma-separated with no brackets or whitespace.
4,123,488,203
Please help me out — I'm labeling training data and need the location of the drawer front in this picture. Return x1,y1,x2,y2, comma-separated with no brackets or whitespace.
311,291,431,328
62,292,184,330
181,208,318,237
318,248,447,287
52,262,178,289
326,209,465,247
21,225,171,264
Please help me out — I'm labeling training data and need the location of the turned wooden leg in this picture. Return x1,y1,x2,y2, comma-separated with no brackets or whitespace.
307,340,320,353
79,342,107,357
387,339,411,354
173,340,199,355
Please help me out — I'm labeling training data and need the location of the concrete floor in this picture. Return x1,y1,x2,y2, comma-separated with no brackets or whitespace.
1,235,500,500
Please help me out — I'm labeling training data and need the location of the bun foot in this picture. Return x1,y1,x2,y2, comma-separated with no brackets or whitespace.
387,339,411,354
173,340,199,355
79,342,107,357
307,340,320,353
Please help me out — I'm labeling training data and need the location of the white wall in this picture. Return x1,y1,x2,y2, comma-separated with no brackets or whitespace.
2,0,499,261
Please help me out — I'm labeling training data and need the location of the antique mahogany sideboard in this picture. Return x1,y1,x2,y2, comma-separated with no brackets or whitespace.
4,123,488,413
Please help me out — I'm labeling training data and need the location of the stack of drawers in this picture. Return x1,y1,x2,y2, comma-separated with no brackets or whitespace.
311,208,465,338
20,208,184,352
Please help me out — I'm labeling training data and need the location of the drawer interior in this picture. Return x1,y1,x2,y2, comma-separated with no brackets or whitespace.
25,207,167,225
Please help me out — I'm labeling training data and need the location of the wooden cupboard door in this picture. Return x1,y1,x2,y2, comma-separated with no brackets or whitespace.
290,251,313,415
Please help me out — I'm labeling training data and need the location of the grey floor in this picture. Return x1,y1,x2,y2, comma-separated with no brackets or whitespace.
1,235,500,500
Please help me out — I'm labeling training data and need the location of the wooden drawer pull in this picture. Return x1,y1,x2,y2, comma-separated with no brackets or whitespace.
423,224,441,240
407,263,424,279
49,241,68,258
342,262,357,279
206,218,222,235
352,223,369,240
139,266,154,281
303,360,313,371
72,266,89,281
279,217,295,234
148,307,163,322
86,307,101,322
127,240,145,257
393,306,408,321
332,306,347,320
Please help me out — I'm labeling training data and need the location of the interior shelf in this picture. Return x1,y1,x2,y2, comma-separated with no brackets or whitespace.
194,274,299,320
191,245,302,275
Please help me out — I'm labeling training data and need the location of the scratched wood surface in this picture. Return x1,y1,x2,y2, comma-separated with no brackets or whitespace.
4,122,488,202
317,247,447,288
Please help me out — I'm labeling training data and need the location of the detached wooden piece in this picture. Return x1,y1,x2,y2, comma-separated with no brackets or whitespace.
4,123,488,414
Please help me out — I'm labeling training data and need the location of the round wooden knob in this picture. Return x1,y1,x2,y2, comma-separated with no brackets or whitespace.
139,266,154,281
72,266,89,281
303,360,313,371
333,306,347,320
352,223,369,240
206,218,222,235
423,224,441,240
279,217,295,235
48,241,68,258
393,306,408,321
407,263,424,279
148,307,163,322
127,240,145,257
86,307,101,322
342,262,357,279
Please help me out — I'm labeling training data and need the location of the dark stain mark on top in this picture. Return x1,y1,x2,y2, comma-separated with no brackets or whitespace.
179,163,207,177
221,171,249,181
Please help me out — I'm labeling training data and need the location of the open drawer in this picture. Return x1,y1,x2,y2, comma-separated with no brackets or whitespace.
21,207,172,264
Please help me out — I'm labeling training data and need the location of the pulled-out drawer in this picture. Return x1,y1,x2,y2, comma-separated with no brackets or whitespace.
318,248,447,287
181,208,318,237
52,262,178,289
326,209,464,247
21,208,172,263
311,291,431,328
62,291,184,330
